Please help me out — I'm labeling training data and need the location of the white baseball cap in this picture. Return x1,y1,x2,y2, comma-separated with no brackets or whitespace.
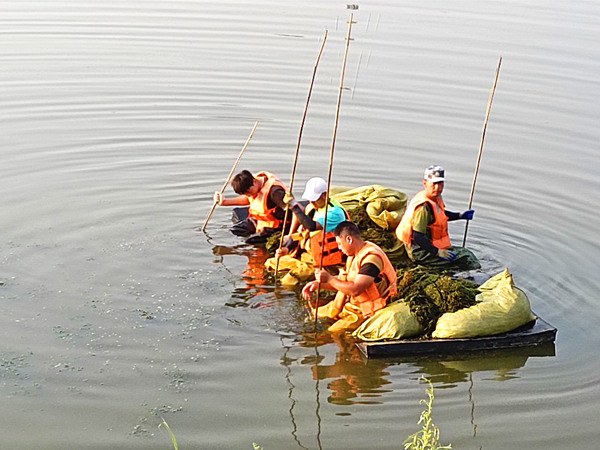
424,165,445,182
302,177,328,201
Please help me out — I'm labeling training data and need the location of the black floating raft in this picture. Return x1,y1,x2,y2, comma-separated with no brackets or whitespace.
356,315,557,359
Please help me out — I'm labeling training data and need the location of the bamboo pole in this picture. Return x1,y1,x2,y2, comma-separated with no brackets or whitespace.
274,30,329,283
462,57,502,248
314,14,354,327
201,121,259,232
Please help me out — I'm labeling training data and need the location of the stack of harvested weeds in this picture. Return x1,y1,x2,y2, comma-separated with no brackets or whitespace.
392,266,479,335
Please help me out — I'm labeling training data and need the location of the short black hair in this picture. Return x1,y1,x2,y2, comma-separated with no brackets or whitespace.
334,221,360,238
231,170,255,195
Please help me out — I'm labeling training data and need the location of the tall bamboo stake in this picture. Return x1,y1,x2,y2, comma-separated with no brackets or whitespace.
201,121,259,232
314,14,354,327
274,30,329,283
462,57,502,248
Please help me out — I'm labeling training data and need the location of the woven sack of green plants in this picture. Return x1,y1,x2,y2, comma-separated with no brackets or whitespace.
432,269,536,339
353,300,423,341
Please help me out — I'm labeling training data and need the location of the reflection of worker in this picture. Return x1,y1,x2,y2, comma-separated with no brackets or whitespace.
396,165,480,269
212,244,271,295
214,170,288,244
302,221,398,332
276,177,348,267
310,333,390,405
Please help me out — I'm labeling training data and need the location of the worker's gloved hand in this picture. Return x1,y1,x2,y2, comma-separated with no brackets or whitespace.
283,192,297,208
460,209,475,220
213,191,223,205
438,248,457,261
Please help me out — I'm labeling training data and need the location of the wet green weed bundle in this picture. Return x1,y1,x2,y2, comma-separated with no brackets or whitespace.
265,231,283,255
348,206,397,246
393,266,479,335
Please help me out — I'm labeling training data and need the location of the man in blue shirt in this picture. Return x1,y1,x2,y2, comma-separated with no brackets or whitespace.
276,177,348,267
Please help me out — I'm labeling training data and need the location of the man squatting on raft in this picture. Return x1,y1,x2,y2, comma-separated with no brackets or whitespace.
396,165,480,269
302,221,398,333
276,177,348,267
214,170,288,244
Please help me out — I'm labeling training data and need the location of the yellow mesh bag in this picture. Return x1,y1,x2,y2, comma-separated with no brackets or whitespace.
432,269,536,339
352,300,423,341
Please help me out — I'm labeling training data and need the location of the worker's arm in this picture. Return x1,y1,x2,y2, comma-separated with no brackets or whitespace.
214,191,250,206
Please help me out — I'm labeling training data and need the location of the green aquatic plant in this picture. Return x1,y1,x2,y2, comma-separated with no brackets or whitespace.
404,377,452,450
158,417,179,450
393,266,478,335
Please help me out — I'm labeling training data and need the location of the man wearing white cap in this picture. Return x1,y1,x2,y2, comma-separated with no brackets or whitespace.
277,177,348,267
396,165,480,269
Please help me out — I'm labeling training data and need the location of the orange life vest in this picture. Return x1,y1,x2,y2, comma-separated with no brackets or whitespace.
310,232,343,267
345,242,398,318
308,200,349,267
247,171,287,231
396,190,451,249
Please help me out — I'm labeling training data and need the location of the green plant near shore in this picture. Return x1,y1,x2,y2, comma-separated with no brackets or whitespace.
158,378,450,450
158,417,179,450
404,377,452,450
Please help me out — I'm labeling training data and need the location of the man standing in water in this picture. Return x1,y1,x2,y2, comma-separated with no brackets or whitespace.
214,169,288,244
302,221,398,332
396,165,480,269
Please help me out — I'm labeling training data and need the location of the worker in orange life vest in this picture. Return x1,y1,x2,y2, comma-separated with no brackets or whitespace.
396,165,480,269
214,169,288,244
302,221,398,332
275,177,348,267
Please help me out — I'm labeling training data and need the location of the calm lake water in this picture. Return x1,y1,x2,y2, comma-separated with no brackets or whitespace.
2,0,600,448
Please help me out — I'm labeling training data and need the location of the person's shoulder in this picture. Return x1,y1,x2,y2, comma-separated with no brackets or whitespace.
329,205,346,218
361,252,384,270
415,201,433,214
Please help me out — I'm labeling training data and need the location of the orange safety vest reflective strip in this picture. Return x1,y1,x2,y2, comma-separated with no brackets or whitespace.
345,242,398,318
396,190,451,250
247,171,287,231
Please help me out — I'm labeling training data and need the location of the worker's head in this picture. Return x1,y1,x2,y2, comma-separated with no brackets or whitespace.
423,165,445,199
334,221,362,256
232,170,259,196
302,177,328,207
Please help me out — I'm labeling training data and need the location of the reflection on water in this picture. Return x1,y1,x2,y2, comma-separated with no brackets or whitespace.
297,331,555,406
305,333,391,406
212,244,273,301
383,344,556,385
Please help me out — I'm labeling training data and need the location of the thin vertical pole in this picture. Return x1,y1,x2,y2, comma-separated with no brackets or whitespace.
462,57,502,247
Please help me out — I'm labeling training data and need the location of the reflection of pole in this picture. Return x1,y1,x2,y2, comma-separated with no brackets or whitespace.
468,372,478,438
281,339,309,450
314,346,323,450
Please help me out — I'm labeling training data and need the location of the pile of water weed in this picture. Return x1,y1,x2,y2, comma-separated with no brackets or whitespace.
392,266,479,336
